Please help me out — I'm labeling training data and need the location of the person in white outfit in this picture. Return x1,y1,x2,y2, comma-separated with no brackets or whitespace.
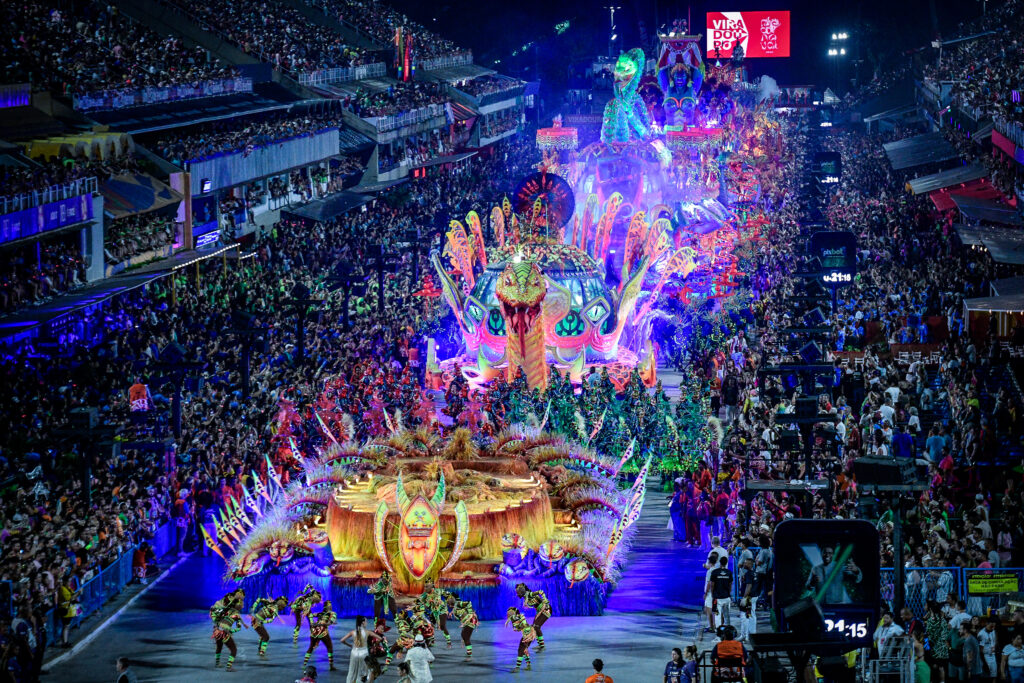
404,634,435,682
340,615,381,683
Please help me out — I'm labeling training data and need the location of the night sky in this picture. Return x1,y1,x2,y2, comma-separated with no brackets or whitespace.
392,0,988,88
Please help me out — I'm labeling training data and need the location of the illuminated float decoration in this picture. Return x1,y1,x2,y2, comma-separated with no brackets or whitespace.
429,171,704,392
207,392,650,618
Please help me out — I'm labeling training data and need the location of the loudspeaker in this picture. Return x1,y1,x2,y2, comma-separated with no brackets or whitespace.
795,397,818,419
799,341,823,364
69,407,98,430
853,455,916,486
803,307,827,327
782,597,824,636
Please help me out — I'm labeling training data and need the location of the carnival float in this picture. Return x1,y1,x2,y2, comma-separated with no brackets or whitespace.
202,397,650,619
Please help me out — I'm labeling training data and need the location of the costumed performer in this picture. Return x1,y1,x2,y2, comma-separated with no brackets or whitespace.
505,606,536,672
250,595,289,657
291,584,322,643
210,594,248,670
385,611,415,668
303,600,337,671
368,570,397,622
447,595,479,661
515,583,552,650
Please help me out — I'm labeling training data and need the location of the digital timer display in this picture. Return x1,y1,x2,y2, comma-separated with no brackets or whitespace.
824,618,869,638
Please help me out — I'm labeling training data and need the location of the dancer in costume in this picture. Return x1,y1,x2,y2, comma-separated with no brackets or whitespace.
515,583,552,650
291,584,322,643
368,570,397,622
210,596,248,670
447,595,479,660
410,605,435,649
385,611,415,668
250,595,289,657
505,606,535,672
365,618,390,680
418,579,453,649
303,600,337,671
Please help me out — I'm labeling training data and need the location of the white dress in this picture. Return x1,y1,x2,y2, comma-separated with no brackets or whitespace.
346,628,369,683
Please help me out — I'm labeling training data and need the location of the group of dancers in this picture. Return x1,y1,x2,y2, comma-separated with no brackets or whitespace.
208,572,553,674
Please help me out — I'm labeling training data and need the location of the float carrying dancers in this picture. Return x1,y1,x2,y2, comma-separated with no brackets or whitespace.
249,595,289,657
210,593,248,670
291,584,322,643
368,570,397,622
303,600,337,671
505,606,536,672
515,583,551,650
447,595,479,660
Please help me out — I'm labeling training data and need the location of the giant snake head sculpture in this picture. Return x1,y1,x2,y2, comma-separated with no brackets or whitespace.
495,259,549,389
613,48,645,100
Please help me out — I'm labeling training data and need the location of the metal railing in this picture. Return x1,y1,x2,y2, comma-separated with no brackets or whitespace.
73,78,253,112
0,177,98,216
419,53,473,72
995,118,1024,148
0,83,30,109
298,62,386,86
40,522,175,645
366,103,446,132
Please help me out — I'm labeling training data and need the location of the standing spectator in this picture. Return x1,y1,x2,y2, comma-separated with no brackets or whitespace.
56,574,79,648
1001,634,1024,683
711,556,734,627
665,647,686,683
874,611,905,660
925,601,950,683
978,618,997,683
962,623,982,683
755,536,773,607
172,491,191,556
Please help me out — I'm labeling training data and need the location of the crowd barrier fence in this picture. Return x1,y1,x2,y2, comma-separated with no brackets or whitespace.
298,62,386,86
39,521,174,646
0,177,98,216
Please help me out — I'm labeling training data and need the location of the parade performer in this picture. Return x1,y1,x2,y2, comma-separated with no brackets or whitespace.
410,605,435,648
303,600,337,672
210,595,248,670
250,595,289,657
505,606,536,672
447,595,479,660
515,583,552,650
368,570,397,622
385,611,415,668
366,618,390,679
290,584,322,643
418,579,452,649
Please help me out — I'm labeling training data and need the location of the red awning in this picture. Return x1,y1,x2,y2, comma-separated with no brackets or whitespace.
929,177,1008,211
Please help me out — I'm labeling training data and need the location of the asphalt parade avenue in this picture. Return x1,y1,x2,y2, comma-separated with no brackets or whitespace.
48,501,707,682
